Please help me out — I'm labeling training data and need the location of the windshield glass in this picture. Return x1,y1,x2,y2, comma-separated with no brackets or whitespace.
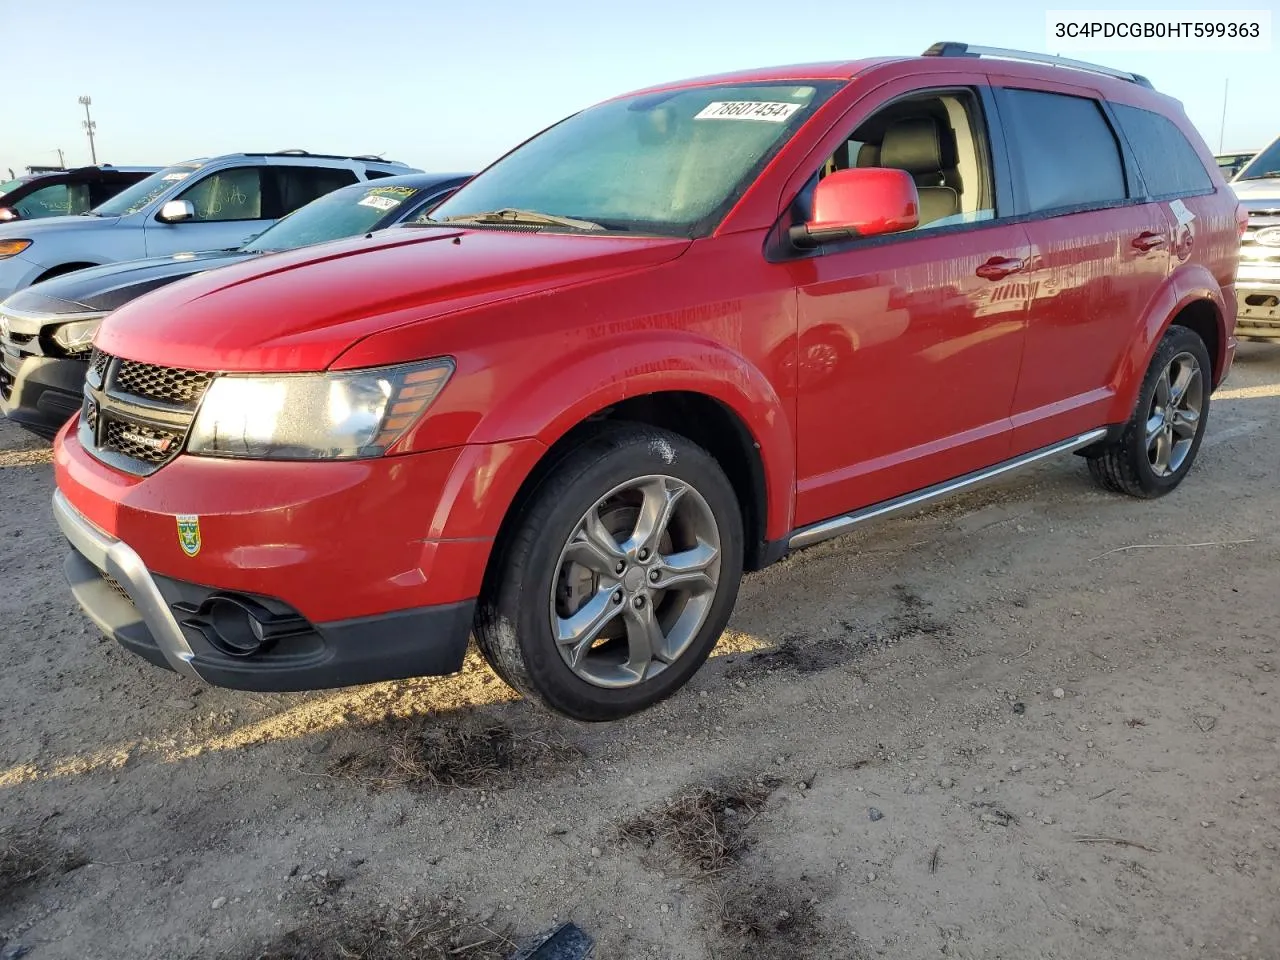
428,81,838,237
92,164,201,216
0,179,23,198
1236,138,1280,181
242,182,425,252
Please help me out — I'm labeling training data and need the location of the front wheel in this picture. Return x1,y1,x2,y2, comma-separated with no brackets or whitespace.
475,425,744,721
1087,324,1212,498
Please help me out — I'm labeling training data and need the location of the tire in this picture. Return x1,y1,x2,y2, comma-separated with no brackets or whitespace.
475,424,744,721
1086,324,1211,498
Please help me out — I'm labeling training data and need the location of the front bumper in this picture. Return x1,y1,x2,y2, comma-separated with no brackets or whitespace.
0,354,86,437
54,489,476,690
1236,285,1280,340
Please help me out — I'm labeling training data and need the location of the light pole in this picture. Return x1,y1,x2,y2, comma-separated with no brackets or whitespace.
79,96,97,165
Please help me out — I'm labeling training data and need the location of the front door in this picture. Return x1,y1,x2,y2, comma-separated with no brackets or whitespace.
143,165,275,256
789,84,1031,528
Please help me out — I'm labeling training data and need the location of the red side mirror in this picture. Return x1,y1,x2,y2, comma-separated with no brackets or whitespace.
792,168,919,248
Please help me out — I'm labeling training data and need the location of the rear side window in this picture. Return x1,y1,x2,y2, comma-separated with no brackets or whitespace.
1111,103,1214,197
272,167,360,216
999,89,1127,213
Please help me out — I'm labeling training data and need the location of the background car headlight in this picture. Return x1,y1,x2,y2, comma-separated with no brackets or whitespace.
0,240,32,260
50,317,104,356
187,359,454,460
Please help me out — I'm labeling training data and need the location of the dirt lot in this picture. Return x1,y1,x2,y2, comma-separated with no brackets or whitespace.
1,346,1277,960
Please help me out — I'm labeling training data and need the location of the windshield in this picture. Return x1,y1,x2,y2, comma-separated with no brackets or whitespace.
1236,138,1280,181
428,81,838,237
92,164,201,216
242,182,426,252
0,179,22,198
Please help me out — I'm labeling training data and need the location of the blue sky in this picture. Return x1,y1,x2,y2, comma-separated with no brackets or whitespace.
3,0,1276,179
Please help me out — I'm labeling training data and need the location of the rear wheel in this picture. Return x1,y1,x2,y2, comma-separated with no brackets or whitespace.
475,425,743,721
1087,324,1211,498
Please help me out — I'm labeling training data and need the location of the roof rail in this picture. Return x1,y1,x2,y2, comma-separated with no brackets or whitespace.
240,150,407,164
922,42,1153,89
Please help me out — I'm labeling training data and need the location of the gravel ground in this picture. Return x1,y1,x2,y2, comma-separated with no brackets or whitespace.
1,345,1277,960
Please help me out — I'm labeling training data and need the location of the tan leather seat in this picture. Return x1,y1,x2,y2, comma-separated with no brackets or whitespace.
879,118,961,225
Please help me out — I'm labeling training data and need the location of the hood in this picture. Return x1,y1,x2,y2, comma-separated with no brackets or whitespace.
0,213,123,240
1230,177,1280,206
96,227,692,372
5,250,255,317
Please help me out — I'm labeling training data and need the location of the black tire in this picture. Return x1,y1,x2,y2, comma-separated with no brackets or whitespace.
1086,324,1211,498
475,424,744,721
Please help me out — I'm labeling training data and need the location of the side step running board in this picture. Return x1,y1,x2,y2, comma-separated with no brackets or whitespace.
788,429,1108,550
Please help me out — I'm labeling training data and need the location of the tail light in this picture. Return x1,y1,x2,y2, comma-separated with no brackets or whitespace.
1236,203,1249,239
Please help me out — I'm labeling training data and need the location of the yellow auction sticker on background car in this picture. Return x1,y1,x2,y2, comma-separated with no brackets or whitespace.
176,515,202,557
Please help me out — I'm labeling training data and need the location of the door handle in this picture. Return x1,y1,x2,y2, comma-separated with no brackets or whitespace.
1132,231,1166,251
975,256,1026,281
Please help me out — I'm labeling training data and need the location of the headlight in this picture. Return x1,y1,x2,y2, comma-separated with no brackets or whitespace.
187,359,454,460
0,240,32,260
50,317,104,356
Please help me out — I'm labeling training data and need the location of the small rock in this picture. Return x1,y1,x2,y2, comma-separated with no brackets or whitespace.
868,807,884,822
1009,762,1021,772
939,777,955,789
211,897,227,910
660,904,670,914
590,846,602,858
1053,688,1065,699
973,785,986,794
1200,821,1211,828
1012,702,1026,715
867,872,877,882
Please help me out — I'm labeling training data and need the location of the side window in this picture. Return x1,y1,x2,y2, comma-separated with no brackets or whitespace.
998,89,1127,213
177,167,266,222
1111,103,1214,197
363,169,394,180
14,182,91,218
272,167,360,216
815,89,995,231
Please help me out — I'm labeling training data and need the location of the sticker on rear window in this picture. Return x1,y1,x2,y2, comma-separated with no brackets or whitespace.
359,194,401,211
694,101,801,122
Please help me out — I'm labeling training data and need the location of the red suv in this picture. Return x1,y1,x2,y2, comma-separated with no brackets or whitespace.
53,44,1242,721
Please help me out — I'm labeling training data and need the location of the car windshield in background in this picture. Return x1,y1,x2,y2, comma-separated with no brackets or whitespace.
1235,140,1280,181
0,179,23,198
242,183,423,253
427,81,838,237
91,164,201,216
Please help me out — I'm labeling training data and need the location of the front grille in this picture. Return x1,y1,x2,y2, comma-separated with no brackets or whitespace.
81,351,215,475
104,420,183,464
114,360,212,408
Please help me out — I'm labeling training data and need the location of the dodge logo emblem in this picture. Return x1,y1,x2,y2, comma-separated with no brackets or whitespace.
1255,226,1280,247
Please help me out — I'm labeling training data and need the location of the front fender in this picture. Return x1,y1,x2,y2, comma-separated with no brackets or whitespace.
432,331,795,544
1108,263,1228,423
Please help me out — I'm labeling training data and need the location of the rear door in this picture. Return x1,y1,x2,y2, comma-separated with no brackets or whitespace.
993,81,1175,452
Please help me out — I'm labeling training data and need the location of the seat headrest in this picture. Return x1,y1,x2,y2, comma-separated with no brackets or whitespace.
880,117,958,174
856,142,880,167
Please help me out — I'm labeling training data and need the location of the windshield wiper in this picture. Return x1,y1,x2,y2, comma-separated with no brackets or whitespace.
439,208,604,231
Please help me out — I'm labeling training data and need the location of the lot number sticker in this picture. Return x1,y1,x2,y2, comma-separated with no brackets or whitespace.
359,194,401,211
694,101,801,123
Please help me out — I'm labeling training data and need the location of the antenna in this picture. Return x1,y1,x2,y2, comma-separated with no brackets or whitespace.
1218,78,1229,152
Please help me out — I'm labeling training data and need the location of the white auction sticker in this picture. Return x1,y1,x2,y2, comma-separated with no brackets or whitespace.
1169,198,1196,225
358,194,400,211
694,101,801,123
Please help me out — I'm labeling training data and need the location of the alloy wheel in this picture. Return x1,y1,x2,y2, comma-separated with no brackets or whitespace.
549,475,721,688
1145,350,1202,477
